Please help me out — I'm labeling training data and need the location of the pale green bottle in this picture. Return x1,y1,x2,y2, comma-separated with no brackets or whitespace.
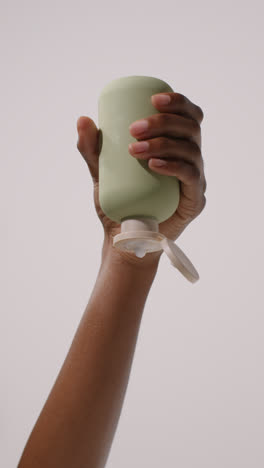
98,75,199,283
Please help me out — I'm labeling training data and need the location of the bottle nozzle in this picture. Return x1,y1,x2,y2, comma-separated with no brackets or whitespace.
113,217,199,283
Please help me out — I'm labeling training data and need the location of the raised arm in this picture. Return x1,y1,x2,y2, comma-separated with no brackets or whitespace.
18,238,160,468
18,91,206,467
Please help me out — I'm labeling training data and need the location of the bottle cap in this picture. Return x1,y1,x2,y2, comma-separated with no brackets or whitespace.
113,218,199,283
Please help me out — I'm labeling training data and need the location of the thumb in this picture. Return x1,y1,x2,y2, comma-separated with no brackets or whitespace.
76,116,102,183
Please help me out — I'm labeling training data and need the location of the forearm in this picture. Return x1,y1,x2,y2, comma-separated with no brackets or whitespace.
18,241,159,468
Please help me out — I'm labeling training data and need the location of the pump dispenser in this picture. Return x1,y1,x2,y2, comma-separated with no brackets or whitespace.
98,75,200,283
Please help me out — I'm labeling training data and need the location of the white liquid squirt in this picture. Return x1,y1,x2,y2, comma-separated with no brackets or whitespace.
134,246,146,258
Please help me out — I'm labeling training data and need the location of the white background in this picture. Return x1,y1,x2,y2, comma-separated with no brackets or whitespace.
3,0,264,466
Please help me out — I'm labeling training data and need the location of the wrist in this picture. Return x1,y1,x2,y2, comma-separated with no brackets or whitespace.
101,234,162,274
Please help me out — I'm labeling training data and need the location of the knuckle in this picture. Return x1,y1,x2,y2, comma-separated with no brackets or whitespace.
198,195,207,214
201,194,206,209
189,119,201,135
189,141,202,158
174,93,187,105
189,164,200,181
196,105,204,122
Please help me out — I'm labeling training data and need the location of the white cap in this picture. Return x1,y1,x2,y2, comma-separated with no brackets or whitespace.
113,217,199,283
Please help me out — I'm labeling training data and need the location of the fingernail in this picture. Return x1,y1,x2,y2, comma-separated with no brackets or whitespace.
150,158,167,166
153,94,171,105
129,119,149,134
129,141,149,153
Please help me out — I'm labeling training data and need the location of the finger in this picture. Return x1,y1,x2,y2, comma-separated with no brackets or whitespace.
128,136,203,169
77,116,101,183
129,113,201,146
148,158,206,199
151,92,204,124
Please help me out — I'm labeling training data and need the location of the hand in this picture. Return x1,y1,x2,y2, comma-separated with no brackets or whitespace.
76,92,206,267
128,92,206,241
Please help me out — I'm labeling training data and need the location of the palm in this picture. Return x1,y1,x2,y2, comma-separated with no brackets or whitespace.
92,181,121,238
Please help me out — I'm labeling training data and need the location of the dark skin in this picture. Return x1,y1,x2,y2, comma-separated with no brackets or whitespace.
18,92,206,468
77,92,206,267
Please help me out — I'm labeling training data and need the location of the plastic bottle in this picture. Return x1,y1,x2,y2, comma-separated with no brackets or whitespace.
98,75,199,283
